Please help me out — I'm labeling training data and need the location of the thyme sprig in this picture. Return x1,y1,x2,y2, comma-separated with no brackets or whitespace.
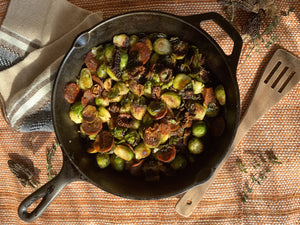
237,151,282,203
46,142,59,180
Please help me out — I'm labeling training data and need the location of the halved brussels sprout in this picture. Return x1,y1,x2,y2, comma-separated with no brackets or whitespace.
96,63,107,79
80,117,103,136
103,78,112,91
143,81,152,98
131,103,147,120
161,92,181,109
130,120,141,130
91,45,104,60
161,77,174,90
205,102,220,117
95,97,109,107
114,144,134,161
78,68,93,90
188,137,204,154
96,153,110,169
147,101,167,119
120,51,128,71
172,40,189,60
82,105,98,123
192,80,205,94
112,127,127,140
109,94,123,103
104,44,116,63
69,102,84,124
94,130,115,153
142,112,154,128
192,121,207,138
113,82,129,96
129,34,139,46
106,67,120,81
125,129,140,146
113,34,129,48
173,73,191,91
110,154,125,171
98,106,111,123
134,143,151,160
153,38,172,55
193,103,207,120
143,124,161,148
215,85,226,106
149,53,160,65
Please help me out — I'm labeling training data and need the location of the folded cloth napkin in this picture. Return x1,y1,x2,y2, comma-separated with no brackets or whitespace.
0,0,103,132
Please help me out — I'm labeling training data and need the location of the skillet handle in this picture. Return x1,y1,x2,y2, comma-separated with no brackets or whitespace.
18,156,82,222
180,12,243,72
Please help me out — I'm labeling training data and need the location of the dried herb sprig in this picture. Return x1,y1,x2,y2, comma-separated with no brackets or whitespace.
237,151,282,202
46,142,59,180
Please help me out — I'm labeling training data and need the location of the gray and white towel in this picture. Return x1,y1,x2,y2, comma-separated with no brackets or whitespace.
0,0,103,132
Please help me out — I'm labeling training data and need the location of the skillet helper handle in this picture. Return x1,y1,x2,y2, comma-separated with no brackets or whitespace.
18,157,81,222
181,12,243,72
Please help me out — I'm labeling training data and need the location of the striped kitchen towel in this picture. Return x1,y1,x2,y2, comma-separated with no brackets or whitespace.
0,0,102,132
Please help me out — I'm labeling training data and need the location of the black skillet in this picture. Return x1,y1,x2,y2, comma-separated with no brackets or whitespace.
18,11,242,222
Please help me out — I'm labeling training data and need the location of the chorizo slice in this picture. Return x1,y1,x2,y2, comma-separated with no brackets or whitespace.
85,51,98,72
204,87,217,106
82,105,98,123
81,89,95,107
81,117,103,136
129,42,151,65
156,145,176,163
94,130,114,153
64,82,81,103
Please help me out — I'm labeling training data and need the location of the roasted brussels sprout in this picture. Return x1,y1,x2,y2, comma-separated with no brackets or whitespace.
215,85,226,106
153,38,172,55
96,153,110,168
120,51,128,71
78,68,93,90
98,106,111,123
172,40,189,60
173,73,191,91
192,121,207,138
110,154,125,171
114,144,134,161
188,137,204,154
129,34,139,46
104,44,116,63
96,63,107,79
113,82,129,96
95,97,109,107
69,102,84,124
192,80,205,94
125,129,140,146
134,143,151,160
113,34,129,48
161,92,181,109
112,127,127,140
131,103,147,120
193,103,206,120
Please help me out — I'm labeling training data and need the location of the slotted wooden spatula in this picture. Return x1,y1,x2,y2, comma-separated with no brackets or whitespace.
175,49,300,217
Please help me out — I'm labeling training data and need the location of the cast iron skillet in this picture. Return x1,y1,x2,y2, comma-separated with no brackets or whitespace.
18,11,242,222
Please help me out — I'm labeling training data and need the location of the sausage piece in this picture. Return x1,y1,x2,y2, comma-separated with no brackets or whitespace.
64,83,81,103
85,51,98,72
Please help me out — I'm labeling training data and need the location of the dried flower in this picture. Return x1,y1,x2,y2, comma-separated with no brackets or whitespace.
8,160,40,189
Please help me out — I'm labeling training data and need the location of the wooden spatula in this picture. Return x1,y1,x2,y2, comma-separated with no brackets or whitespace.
175,49,300,217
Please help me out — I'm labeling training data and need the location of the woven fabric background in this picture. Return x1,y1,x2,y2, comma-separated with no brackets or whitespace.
0,0,299,224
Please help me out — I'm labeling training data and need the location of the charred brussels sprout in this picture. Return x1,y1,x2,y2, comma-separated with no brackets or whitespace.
147,101,167,118
129,34,139,46
95,97,109,107
113,34,129,48
193,103,207,120
192,80,205,94
188,137,204,154
96,63,108,79
172,40,189,60
131,103,147,120
104,44,116,63
153,38,172,55
96,153,110,168
161,92,181,109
